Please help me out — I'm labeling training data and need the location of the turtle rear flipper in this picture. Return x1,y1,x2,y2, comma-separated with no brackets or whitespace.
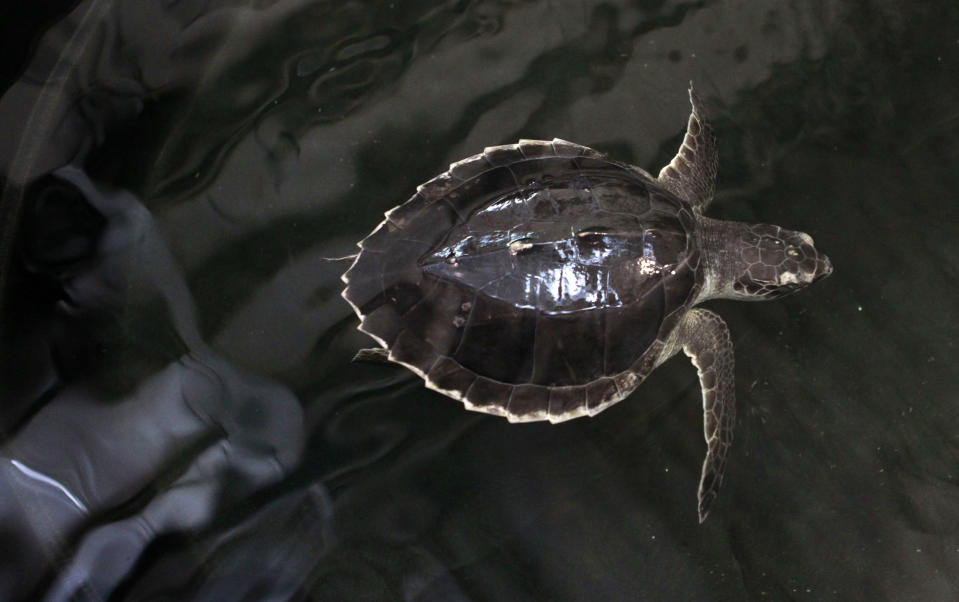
674,308,736,522
657,83,718,212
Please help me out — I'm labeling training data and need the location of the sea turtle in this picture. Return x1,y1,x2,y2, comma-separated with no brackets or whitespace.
341,85,832,521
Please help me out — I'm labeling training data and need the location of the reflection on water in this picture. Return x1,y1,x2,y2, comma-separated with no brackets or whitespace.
2,167,306,601
1,0,958,600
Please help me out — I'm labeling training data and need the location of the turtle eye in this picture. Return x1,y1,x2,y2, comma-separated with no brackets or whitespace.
786,246,800,258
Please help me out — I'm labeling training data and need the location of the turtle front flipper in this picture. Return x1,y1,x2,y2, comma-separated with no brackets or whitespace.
676,308,736,522
657,83,718,213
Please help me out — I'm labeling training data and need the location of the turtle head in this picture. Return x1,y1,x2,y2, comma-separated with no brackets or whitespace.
728,223,832,300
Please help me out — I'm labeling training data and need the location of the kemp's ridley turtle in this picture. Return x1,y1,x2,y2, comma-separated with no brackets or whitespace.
342,86,832,521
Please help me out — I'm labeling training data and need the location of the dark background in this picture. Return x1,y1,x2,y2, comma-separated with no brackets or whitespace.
0,1,957,600
0,1,81,94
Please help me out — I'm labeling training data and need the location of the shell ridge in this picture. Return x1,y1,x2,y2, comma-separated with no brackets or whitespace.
397,276,441,319
505,164,521,189
439,196,467,222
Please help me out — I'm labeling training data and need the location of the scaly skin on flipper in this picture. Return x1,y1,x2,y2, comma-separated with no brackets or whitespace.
673,308,736,523
657,84,718,212
657,86,732,521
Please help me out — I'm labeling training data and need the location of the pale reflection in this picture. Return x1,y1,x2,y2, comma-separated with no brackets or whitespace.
10,460,88,513
1,167,306,602
423,185,686,313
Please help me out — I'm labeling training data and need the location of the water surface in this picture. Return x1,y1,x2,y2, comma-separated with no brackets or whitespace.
1,1,957,600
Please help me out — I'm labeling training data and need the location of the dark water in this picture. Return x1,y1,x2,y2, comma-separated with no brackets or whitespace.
1,1,957,600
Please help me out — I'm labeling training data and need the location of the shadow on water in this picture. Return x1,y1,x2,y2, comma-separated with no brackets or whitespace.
0,1,957,600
